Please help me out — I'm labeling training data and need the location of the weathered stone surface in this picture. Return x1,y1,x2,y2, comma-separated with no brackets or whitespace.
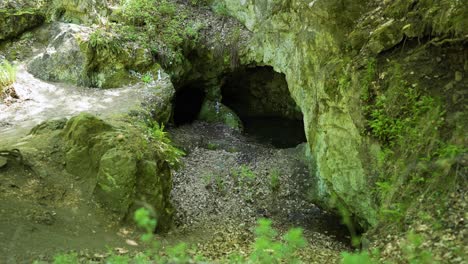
27,23,156,88
0,156,7,168
221,0,377,226
141,75,176,124
368,19,403,54
221,0,467,228
198,99,243,131
94,148,137,216
58,113,173,225
48,0,110,25
0,9,45,41
27,23,91,85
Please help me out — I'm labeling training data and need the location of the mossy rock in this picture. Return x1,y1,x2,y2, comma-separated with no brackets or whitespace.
368,19,403,54
60,113,173,226
94,148,137,216
0,9,45,41
27,23,155,88
47,0,110,25
198,99,243,131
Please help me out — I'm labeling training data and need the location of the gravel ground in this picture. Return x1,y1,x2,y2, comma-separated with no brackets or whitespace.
167,121,351,262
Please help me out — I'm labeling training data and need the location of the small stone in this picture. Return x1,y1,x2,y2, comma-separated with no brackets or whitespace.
0,156,7,168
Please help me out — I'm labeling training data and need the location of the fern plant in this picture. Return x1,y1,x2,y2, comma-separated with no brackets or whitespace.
0,60,16,94
148,122,185,169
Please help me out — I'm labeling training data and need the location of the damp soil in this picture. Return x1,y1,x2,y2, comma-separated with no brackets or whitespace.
0,120,351,263
1,59,349,263
166,121,351,262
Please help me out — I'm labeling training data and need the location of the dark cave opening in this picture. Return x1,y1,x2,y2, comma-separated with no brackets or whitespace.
221,66,307,148
172,82,206,126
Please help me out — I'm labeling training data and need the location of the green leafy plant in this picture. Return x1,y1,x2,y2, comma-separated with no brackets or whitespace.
0,60,16,93
269,169,281,192
212,1,229,17
148,122,185,169
402,231,437,264
134,207,157,242
341,251,374,264
435,143,466,159
202,171,226,194
120,0,202,67
235,164,256,180
248,218,306,264
88,28,122,54
141,72,153,84
52,252,79,264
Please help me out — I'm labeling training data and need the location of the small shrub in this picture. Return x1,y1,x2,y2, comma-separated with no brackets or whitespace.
402,231,437,264
88,28,122,54
236,164,256,180
134,207,157,242
0,60,16,94
148,122,185,169
52,253,79,264
248,218,306,264
141,72,153,84
212,1,229,17
341,251,374,264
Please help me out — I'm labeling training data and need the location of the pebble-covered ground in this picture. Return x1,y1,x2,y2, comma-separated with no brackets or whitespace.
167,122,352,262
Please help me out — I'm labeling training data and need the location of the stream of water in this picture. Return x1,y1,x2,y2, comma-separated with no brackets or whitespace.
0,64,146,146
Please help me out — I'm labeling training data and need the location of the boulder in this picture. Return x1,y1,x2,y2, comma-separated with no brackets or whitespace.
198,99,243,131
28,23,156,88
0,9,45,41
27,23,91,85
48,0,110,25
20,113,175,227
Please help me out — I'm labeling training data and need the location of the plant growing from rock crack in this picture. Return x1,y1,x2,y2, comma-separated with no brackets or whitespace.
148,122,185,169
88,28,122,54
141,72,153,84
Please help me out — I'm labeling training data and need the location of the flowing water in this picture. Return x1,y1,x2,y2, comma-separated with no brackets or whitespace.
0,64,147,146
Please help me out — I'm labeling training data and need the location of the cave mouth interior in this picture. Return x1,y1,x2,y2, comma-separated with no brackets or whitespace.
221,66,306,148
172,81,206,126
172,66,306,148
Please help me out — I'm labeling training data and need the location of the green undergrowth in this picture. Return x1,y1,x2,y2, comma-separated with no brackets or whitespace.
87,28,122,55
341,231,439,264
384,0,467,37
146,122,185,170
329,36,467,261
0,60,16,94
47,208,307,264
361,56,466,233
116,0,205,68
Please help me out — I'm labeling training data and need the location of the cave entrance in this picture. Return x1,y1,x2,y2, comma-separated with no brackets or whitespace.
173,81,206,126
221,66,306,148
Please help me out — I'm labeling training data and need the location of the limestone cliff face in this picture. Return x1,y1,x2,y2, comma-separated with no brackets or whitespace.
221,0,467,227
